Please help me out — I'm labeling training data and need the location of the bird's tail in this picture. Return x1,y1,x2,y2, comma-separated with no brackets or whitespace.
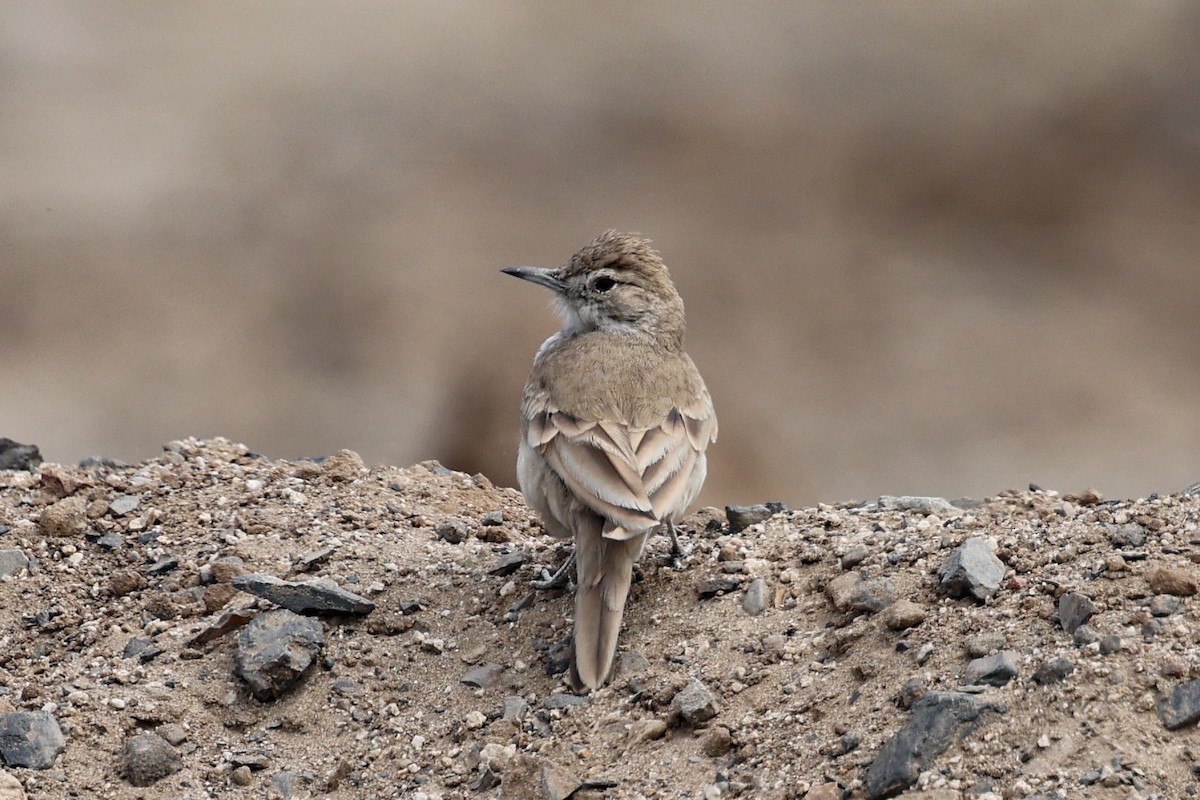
571,515,647,690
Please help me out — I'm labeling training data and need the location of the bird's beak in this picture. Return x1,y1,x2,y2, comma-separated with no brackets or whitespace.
501,266,565,293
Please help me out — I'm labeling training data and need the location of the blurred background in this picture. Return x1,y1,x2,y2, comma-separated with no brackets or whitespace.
3,2,1199,506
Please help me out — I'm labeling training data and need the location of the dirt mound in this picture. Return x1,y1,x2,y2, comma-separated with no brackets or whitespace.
1,438,1198,799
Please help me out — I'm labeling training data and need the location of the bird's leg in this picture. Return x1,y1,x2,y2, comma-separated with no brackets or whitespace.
532,549,576,590
664,519,693,568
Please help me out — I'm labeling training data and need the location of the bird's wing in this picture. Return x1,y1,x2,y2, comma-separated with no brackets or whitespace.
526,389,717,539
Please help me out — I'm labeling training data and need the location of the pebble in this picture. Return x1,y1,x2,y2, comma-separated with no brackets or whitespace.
543,694,587,709
803,784,842,800
488,551,526,576
672,679,718,726
500,754,581,800
1031,657,1075,685
124,731,182,787
158,723,188,746
39,496,89,538
0,438,41,470
701,725,733,756
849,577,896,614
231,574,375,615
629,718,668,743
698,577,741,599
0,712,65,769
461,663,506,689
938,538,1005,602
1149,594,1182,617
964,631,1006,658
1159,679,1200,730
320,449,366,481
233,610,325,700
109,495,142,516
825,571,861,612
1146,565,1199,597
840,544,870,570
724,502,786,533
231,765,253,786
1099,635,1122,655
1057,592,1096,634
962,651,1019,687
502,696,529,721
464,710,487,729
1072,624,1099,646
879,495,960,516
436,520,469,544
742,578,768,615
0,550,29,578
882,599,927,630
915,642,935,665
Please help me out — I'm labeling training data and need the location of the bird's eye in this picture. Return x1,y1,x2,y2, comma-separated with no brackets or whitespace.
593,277,616,292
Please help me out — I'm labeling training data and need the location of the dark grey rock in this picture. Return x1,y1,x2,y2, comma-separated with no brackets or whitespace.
1032,657,1075,685
233,609,325,700
232,574,375,615
963,651,1019,687
698,577,741,599
481,510,505,526
1160,680,1200,730
672,679,718,726
865,691,1003,799
938,538,1005,602
461,663,506,689
840,731,862,754
109,495,141,516
0,439,41,471
330,677,361,696
1099,635,1122,655
436,519,468,544
543,693,588,709
850,577,896,614
1072,624,1099,646
1109,525,1146,548
724,502,786,533
0,549,29,578
1150,595,1182,617
398,599,422,615
229,749,270,769
147,555,179,576
1058,592,1095,634
488,551,525,577
293,548,333,572
95,531,124,549
124,732,181,787
742,578,768,615
543,639,571,677
840,544,870,570
0,711,65,769
502,696,529,721
271,770,315,799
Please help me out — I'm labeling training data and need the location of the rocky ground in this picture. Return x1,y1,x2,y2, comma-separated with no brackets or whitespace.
1,437,1199,800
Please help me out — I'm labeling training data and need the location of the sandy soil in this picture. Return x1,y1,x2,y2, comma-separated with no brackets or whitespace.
1,438,1199,799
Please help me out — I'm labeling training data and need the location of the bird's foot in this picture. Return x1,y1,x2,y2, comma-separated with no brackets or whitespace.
531,551,575,590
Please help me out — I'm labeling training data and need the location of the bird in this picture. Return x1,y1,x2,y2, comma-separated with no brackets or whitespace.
502,231,717,690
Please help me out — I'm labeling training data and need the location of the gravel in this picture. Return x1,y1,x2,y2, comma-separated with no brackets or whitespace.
1,438,1199,799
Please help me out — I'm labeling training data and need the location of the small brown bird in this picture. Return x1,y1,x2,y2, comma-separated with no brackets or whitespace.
503,231,717,690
